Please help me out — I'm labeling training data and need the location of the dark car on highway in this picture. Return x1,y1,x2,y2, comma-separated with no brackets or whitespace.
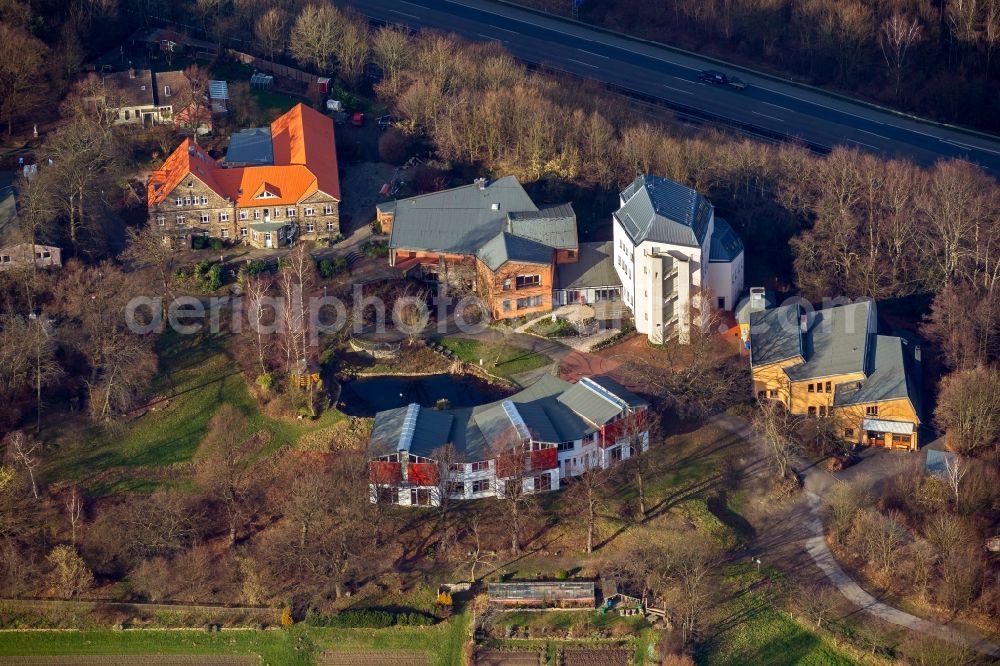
699,70,748,90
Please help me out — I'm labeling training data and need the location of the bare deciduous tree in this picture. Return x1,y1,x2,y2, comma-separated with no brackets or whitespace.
562,456,610,554
46,545,93,599
289,4,340,74
879,14,923,96
4,431,40,499
195,405,257,547
934,365,1000,454
255,7,287,62
490,426,538,556
0,22,46,135
751,398,800,480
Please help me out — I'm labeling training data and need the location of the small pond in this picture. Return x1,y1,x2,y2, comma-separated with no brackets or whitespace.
338,373,512,416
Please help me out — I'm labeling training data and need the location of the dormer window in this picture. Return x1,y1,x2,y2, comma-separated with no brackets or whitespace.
491,203,500,210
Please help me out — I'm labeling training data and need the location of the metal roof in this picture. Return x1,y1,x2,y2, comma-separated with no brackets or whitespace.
477,232,553,270
833,335,917,410
557,376,646,426
615,175,713,248
226,127,274,166
366,374,641,462
506,203,578,249
861,418,914,435
208,80,229,101
748,304,803,367
709,217,744,263
555,241,621,290
387,176,540,255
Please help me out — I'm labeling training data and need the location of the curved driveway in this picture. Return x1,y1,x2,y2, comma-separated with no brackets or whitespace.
344,0,1000,176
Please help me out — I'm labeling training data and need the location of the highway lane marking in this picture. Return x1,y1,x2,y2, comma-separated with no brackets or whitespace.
751,111,783,122
388,9,420,19
577,48,609,59
494,26,519,36
566,58,599,69
942,139,1000,156
398,0,424,6
848,138,881,150
662,84,693,95
858,129,889,140
477,33,504,43
761,101,790,112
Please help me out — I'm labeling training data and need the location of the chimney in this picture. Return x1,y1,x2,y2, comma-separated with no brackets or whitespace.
476,177,487,190
799,313,808,332
128,67,136,79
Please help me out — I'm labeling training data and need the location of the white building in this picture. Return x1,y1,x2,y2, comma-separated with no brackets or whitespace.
612,175,744,344
366,375,649,507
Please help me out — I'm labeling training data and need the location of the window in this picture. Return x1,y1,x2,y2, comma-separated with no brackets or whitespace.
219,212,229,222
238,210,248,220
163,84,171,97
818,406,827,417
768,389,778,398
327,221,335,231
124,109,131,120
175,197,184,206
200,213,210,224
502,300,511,312
376,487,398,504
409,488,432,506
253,209,261,219
516,295,543,309
324,204,334,215
844,428,854,438
717,296,726,309
567,249,575,258
0,255,9,264
446,482,464,495
471,461,490,473
272,208,281,218
808,383,814,393
200,196,208,205
892,434,911,445
306,223,315,233
239,227,248,237
220,229,229,238
156,215,165,226
533,473,552,492
304,207,316,216
865,405,879,416
286,207,296,217
825,381,832,393
471,479,490,493
175,214,186,225
515,274,541,289
557,441,575,452
808,406,816,417
184,197,192,206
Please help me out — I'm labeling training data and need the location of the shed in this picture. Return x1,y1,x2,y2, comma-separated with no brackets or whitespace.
250,72,274,90
488,581,595,608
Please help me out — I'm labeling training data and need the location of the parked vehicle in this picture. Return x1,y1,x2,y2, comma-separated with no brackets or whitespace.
351,112,365,127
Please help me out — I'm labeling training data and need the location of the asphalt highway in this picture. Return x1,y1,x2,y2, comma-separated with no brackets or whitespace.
342,0,1000,176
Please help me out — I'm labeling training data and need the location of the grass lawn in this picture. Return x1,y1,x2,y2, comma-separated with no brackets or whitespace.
525,317,579,338
436,337,551,382
252,88,301,118
42,329,344,495
0,616,471,666
698,565,858,666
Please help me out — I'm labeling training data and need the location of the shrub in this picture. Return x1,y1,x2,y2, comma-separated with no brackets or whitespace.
280,607,294,626
361,240,389,258
378,127,412,164
238,259,270,283
192,235,209,250
317,257,349,278
209,238,224,251
256,373,274,391
304,608,437,628
436,591,453,607
193,260,222,292
554,569,569,581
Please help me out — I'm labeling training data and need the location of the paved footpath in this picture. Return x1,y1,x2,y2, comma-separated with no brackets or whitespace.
714,414,1000,658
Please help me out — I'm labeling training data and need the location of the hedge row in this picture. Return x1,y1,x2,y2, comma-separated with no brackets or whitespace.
304,608,436,628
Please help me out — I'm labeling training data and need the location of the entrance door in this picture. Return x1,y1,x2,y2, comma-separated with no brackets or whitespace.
264,232,272,248
866,430,885,447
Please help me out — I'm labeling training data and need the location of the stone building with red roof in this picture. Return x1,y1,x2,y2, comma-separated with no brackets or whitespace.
147,103,340,248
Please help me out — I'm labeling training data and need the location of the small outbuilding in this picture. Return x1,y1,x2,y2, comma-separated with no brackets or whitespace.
487,581,595,609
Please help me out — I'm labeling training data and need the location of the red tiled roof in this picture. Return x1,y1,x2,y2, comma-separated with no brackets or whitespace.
147,103,340,208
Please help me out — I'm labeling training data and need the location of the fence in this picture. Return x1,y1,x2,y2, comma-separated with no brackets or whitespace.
225,49,318,85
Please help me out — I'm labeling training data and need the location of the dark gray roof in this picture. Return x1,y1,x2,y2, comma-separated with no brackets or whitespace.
750,301,876,382
507,203,578,249
709,217,744,263
557,376,647,426
556,241,621,290
784,301,874,381
387,176,539,255
477,232,553,271
367,374,643,462
615,175,713,248
833,335,917,410
748,304,803,367
248,222,290,232
101,69,155,107
226,128,274,166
